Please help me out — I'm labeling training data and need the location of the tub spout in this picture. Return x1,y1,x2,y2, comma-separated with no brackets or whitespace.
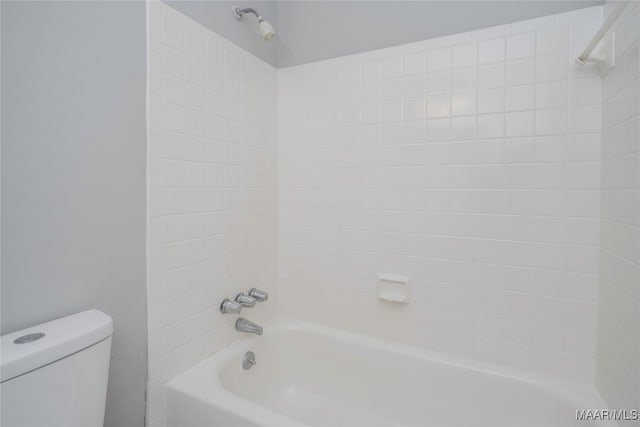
235,318,263,335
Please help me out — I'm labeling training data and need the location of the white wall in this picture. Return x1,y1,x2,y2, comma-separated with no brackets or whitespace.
1,2,147,425
596,1,640,415
146,3,278,425
278,6,603,382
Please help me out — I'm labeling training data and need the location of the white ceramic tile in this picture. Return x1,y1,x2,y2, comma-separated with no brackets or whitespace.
477,113,505,138
403,98,426,121
506,85,535,111
507,58,535,86
506,111,535,137
185,84,205,111
478,88,505,114
403,75,427,98
536,54,569,82
570,104,601,133
537,27,570,56
450,116,476,141
570,77,602,106
478,38,506,64
382,56,402,79
185,26,205,60
507,32,535,59
427,71,451,94
427,95,451,118
162,74,185,106
478,63,506,89
382,100,402,123
536,81,569,109
161,103,185,133
428,48,451,72
404,51,427,75
452,43,477,68
162,46,185,79
452,68,477,92
161,10,185,51
362,81,381,103
362,60,382,82
535,108,568,135
186,56,205,87
382,78,402,101
451,92,477,116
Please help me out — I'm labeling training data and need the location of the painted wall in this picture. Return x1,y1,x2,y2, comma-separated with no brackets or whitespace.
145,3,278,425
0,1,147,426
278,6,603,382
276,1,603,67
163,0,277,67
596,1,640,417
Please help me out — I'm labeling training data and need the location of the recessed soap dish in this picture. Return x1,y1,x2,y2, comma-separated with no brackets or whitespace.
377,274,409,303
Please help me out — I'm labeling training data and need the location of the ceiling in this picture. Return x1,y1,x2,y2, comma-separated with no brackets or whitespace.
167,1,604,68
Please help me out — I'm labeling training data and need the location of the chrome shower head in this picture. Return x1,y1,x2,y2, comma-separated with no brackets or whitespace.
258,18,276,41
232,6,276,41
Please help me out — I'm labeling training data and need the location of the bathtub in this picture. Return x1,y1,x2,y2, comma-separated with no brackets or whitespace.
167,321,613,427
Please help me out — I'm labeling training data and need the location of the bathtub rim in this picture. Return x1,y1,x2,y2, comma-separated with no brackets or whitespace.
166,319,613,427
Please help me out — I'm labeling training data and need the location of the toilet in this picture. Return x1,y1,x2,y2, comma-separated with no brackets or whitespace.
0,310,113,427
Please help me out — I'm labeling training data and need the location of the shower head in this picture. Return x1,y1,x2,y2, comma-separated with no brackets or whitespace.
232,6,276,41
258,19,276,41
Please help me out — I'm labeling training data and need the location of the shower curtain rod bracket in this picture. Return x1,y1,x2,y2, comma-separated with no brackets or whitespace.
576,31,616,76
576,1,626,75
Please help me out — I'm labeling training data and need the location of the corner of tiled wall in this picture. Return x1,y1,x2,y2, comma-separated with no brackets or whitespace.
596,0,640,415
145,1,278,425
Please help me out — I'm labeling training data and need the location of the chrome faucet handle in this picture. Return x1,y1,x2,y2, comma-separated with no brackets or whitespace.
235,293,257,308
248,288,268,302
220,298,242,314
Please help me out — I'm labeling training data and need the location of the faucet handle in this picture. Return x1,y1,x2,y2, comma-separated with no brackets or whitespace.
235,293,257,308
220,298,242,314
248,288,268,302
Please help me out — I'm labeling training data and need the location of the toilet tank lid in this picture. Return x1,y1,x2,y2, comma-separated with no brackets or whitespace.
1,310,113,383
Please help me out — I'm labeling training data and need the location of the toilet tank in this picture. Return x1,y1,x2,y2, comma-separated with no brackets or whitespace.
0,310,113,427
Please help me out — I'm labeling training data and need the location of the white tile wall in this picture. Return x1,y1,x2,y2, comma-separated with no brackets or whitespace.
144,2,640,424
278,6,604,382
596,1,640,414
146,2,278,425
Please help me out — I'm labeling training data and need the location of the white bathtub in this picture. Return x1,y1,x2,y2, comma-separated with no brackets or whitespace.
167,321,613,427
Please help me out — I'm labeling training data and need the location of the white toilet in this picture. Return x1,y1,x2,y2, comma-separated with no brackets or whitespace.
0,310,113,427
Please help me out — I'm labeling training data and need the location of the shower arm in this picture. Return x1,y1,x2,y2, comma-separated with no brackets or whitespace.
232,7,265,22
